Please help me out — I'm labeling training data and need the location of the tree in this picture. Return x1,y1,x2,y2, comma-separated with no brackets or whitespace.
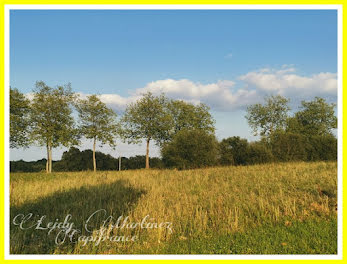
247,141,273,164
269,131,307,162
161,129,219,170
305,134,337,161
55,147,119,171
246,95,290,137
121,155,164,170
121,92,173,169
30,81,78,173
288,97,337,136
219,137,249,166
58,147,84,171
76,95,119,172
167,99,215,136
10,88,31,148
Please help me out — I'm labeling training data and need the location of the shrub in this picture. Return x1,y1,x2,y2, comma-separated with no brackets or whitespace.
247,142,273,164
305,135,337,161
270,132,307,162
219,136,249,165
161,129,219,169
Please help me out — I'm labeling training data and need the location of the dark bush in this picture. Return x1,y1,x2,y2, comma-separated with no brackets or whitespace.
219,136,249,166
305,134,337,161
270,132,308,162
247,142,273,164
161,129,219,169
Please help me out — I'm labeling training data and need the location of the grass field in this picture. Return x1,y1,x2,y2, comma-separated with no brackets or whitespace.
10,161,337,254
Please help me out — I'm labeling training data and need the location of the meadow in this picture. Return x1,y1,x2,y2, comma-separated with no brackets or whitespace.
10,161,337,254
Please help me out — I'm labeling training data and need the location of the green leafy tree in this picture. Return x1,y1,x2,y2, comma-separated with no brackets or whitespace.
161,129,219,170
219,136,249,166
247,141,273,164
167,100,215,136
10,88,31,148
121,92,173,169
246,95,290,137
121,155,164,170
270,131,307,162
76,94,119,172
30,81,78,173
305,134,337,161
288,97,337,136
55,147,119,172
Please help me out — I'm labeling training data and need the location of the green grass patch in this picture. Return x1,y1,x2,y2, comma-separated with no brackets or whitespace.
161,217,337,254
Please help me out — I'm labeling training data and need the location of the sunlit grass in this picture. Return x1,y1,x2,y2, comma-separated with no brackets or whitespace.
10,161,337,254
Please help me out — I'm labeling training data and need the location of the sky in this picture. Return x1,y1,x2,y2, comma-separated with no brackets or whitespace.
9,9,338,161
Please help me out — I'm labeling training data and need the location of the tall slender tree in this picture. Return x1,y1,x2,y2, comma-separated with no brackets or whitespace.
30,81,78,173
121,92,173,169
76,95,119,172
10,88,31,148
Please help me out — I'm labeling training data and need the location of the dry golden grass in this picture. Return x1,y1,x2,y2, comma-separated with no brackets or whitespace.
10,161,337,254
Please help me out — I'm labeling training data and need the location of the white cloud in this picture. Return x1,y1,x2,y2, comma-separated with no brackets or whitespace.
77,92,141,112
33,65,337,112
78,78,259,112
135,79,259,111
239,66,337,97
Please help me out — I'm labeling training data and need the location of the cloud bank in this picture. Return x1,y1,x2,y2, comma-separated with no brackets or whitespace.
78,65,337,112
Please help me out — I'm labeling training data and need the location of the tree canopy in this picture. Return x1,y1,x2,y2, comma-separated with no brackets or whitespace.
30,81,78,173
76,94,119,171
167,99,215,136
10,82,337,172
10,88,31,148
246,95,290,137
121,92,173,169
289,97,337,136
161,129,219,170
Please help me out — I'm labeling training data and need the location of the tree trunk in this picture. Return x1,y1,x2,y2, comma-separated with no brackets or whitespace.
93,137,97,172
46,141,52,174
49,146,52,173
46,143,49,173
145,138,150,169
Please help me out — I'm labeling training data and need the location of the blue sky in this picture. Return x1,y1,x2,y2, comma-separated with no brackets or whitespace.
10,9,338,161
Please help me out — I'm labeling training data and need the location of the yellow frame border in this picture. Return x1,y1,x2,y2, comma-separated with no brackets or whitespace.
0,2,345,263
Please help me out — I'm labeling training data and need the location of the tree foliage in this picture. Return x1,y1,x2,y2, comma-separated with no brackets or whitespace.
269,131,307,162
30,81,78,173
55,147,118,171
10,84,337,172
121,92,173,169
305,134,337,161
122,92,173,143
76,95,118,144
246,95,290,137
247,142,274,164
167,99,215,136
10,88,31,148
76,94,119,171
288,97,337,136
161,129,219,170
219,137,249,166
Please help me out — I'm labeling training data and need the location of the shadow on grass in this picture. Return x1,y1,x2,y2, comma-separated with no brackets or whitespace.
10,179,146,254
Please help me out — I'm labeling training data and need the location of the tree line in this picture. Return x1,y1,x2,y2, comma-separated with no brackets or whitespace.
10,81,214,173
10,149,164,172
10,82,337,173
